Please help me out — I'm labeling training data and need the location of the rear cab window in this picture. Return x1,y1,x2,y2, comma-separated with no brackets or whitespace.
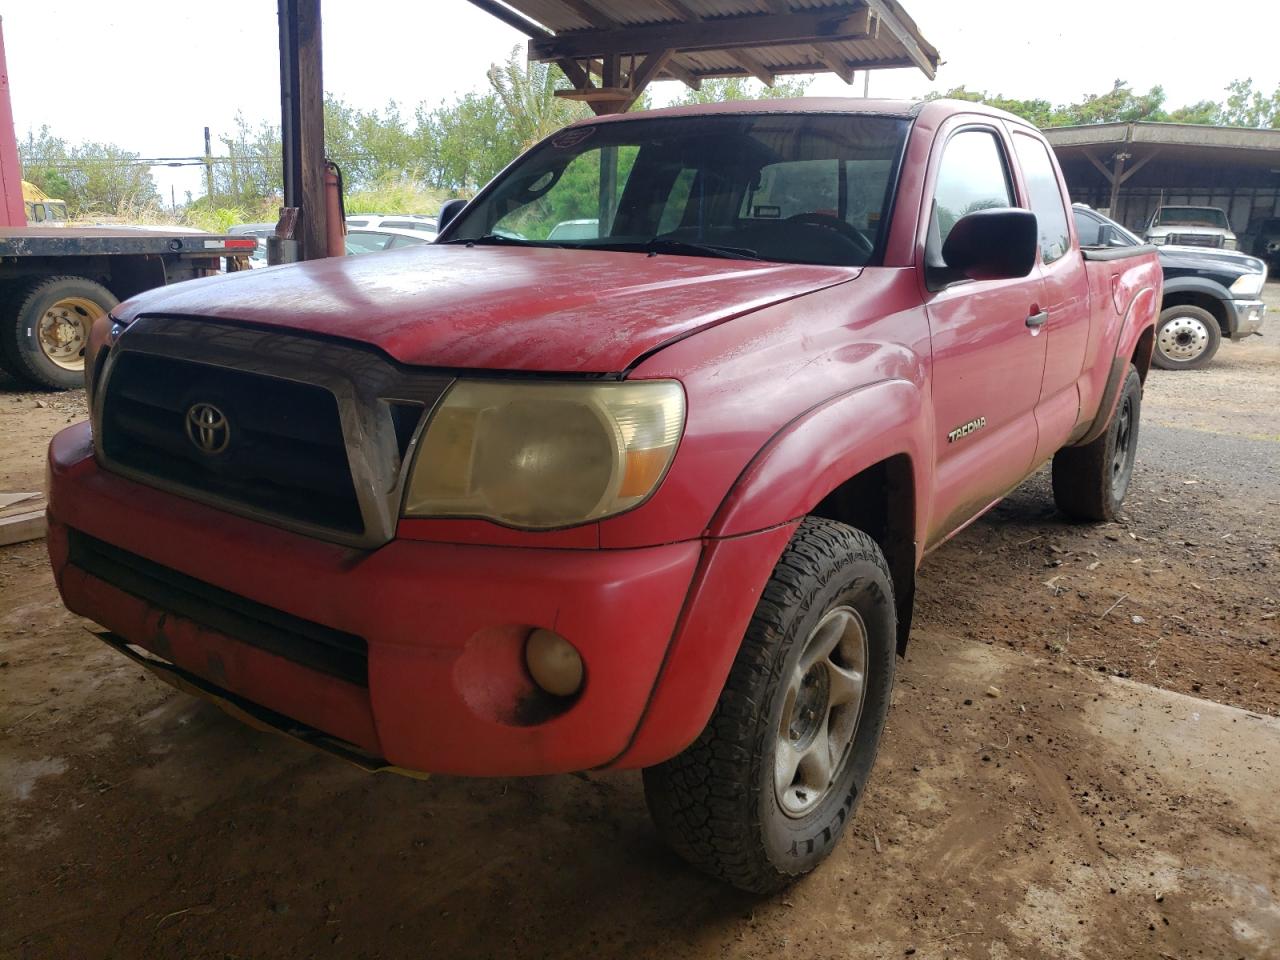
1012,133,1071,263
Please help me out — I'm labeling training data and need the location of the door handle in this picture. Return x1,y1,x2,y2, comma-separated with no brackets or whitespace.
1026,310,1049,329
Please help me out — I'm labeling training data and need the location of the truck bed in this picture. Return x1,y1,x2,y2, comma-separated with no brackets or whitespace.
0,226,255,257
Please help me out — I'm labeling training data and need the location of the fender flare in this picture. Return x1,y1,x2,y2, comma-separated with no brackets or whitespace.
1161,275,1233,306
1159,276,1235,335
1072,283,1159,448
709,377,928,544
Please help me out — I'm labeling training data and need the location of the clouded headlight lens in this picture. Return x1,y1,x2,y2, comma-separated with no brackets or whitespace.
1230,271,1265,298
403,380,685,528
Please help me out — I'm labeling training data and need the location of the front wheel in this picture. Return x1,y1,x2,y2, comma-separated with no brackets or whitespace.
1152,304,1221,371
643,517,897,893
1052,365,1142,521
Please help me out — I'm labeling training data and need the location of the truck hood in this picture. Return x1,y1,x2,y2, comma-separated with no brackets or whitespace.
114,245,858,373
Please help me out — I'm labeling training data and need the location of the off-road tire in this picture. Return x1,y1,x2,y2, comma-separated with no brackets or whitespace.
643,517,897,894
1052,365,1142,522
1151,304,1221,371
0,275,117,390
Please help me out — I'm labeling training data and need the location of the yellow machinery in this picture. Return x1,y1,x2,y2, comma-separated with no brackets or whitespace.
22,179,68,223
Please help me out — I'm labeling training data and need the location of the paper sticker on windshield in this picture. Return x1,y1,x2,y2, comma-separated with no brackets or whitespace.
551,127,596,149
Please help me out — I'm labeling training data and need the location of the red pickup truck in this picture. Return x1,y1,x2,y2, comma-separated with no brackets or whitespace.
46,98,1160,892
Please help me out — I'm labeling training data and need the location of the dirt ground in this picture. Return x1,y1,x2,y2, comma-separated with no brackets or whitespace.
2,286,1278,959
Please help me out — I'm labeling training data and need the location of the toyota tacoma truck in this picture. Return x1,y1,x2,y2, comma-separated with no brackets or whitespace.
46,99,1161,893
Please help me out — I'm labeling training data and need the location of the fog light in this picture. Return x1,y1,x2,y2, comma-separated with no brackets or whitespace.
525,629,583,697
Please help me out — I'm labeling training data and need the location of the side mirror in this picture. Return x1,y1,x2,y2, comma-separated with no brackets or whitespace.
438,198,467,234
942,208,1039,281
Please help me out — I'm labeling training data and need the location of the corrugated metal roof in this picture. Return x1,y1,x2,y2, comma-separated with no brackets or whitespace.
480,0,938,85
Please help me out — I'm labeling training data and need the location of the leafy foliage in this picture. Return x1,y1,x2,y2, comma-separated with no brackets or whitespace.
19,126,161,217
672,75,812,106
22,44,1280,231
928,78,1280,129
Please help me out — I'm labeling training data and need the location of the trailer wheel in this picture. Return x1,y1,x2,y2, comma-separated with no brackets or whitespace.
0,276,117,390
643,517,897,893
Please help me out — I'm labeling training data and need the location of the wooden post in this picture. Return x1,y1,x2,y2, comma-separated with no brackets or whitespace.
1108,152,1128,218
203,126,215,202
277,0,327,261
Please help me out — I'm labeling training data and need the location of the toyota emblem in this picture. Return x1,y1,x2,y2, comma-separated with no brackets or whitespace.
185,402,231,455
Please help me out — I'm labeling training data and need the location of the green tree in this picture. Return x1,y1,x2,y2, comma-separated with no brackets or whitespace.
928,86,1055,127
1219,78,1280,128
18,126,160,216
1166,100,1221,125
672,75,812,106
486,47,589,153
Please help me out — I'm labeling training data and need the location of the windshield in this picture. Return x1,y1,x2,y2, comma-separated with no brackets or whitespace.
1156,207,1228,229
444,113,911,267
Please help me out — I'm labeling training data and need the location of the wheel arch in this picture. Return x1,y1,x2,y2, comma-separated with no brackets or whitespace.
1161,279,1231,335
709,378,928,653
809,454,917,653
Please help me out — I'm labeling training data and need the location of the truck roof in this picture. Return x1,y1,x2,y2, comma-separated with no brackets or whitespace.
574,97,1036,129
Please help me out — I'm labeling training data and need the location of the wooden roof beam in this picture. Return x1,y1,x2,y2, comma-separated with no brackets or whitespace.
555,0,616,29
660,59,702,90
860,0,935,78
731,49,775,86
528,7,875,61
645,0,778,88
812,42,854,83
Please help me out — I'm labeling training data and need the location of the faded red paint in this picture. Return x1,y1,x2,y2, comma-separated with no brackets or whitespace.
48,99,1162,775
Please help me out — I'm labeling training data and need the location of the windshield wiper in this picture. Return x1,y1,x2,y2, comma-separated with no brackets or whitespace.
443,234,562,248
641,238,763,261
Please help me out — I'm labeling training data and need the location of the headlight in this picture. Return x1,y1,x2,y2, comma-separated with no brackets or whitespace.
1230,271,1265,298
1148,235,1166,245
1224,238,1238,250
403,379,685,528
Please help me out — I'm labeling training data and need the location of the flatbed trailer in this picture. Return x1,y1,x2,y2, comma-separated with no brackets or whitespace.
0,227,254,389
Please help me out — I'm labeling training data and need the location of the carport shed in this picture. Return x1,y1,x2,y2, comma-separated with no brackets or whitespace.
1045,121,1280,251
467,0,939,114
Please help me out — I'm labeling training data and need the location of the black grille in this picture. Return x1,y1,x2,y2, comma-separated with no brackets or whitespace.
101,352,362,533
1170,233,1222,248
69,530,368,687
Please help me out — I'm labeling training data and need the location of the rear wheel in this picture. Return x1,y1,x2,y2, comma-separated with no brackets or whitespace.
643,517,897,893
1052,365,1142,521
0,276,116,390
1152,304,1221,371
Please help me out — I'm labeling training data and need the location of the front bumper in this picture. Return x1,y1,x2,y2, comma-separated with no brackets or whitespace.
1228,298,1266,339
47,422,790,776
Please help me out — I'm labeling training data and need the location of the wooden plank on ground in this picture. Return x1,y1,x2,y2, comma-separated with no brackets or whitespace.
0,491,40,513
0,509,46,546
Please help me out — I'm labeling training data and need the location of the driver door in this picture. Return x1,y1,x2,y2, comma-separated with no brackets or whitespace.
923,123,1048,546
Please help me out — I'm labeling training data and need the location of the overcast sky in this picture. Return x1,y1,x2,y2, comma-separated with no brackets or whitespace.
6,0,1279,204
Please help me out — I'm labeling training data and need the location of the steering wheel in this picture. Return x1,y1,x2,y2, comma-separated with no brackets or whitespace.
786,213,875,258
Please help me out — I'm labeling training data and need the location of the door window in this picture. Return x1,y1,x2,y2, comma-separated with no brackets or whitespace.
1013,134,1071,263
929,129,1014,249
